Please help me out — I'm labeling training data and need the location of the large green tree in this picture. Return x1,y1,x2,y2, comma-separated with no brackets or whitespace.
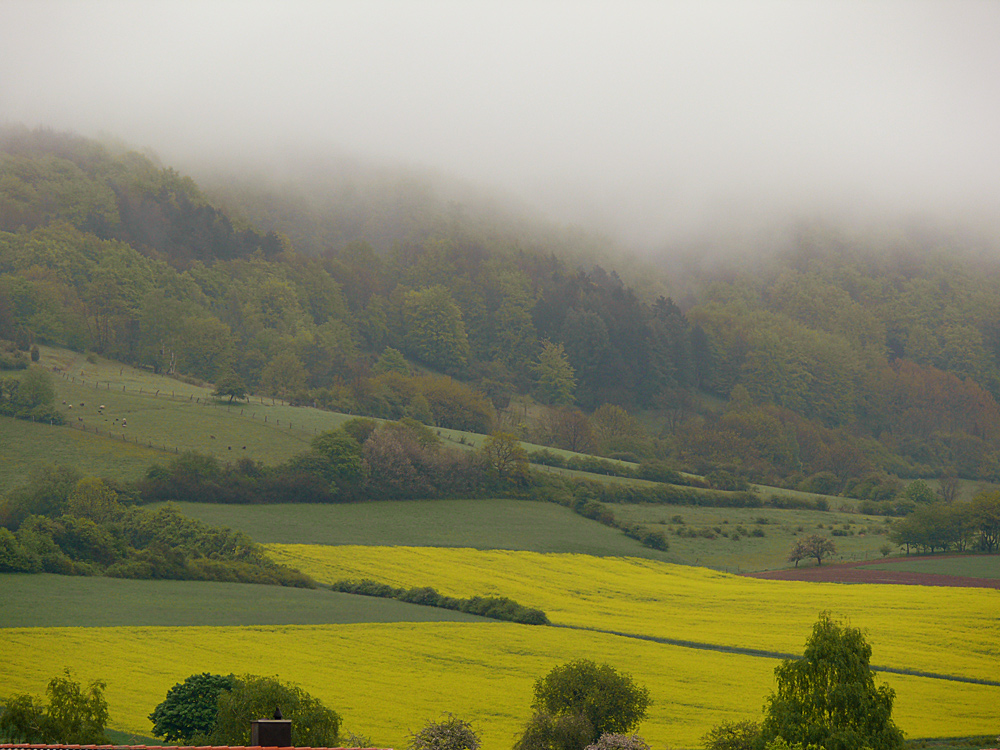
760,614,904,750
534,340,576,405
148,672,236,742
970,490,1000,552
516,660,651,750
402,285,470,374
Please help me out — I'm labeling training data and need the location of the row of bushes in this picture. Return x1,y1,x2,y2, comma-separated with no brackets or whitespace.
527,450,709,488
766,494,830,511
329,579,549,625
140,420,496,506
580,479,762,508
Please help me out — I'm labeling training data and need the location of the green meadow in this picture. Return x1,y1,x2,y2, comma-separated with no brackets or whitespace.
0,415,163,494
147,499,672,559
0,574,487,628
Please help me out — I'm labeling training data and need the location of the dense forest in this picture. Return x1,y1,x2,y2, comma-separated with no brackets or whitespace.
5,124,1000,492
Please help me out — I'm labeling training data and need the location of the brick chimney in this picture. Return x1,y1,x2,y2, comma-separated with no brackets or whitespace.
251,707,292,747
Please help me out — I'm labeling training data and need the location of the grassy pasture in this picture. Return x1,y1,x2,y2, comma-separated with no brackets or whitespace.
868,556,1000,579
267,545,1000,684
1,623,996,750
153,499,671,559
610,503,894,571
50,378,320,463
32,346,353,465
0,573,488,628
0,415,162,494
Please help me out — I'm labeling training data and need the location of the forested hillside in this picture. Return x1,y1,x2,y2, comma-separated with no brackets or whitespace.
5,124,1000,492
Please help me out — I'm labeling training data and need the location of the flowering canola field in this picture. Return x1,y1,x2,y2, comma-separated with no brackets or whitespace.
1,622,997,750
266,545,1000,683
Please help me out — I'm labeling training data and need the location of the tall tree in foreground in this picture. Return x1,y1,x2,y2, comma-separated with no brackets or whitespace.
760,613,904,750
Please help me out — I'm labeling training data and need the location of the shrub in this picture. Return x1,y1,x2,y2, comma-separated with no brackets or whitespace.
0,668,108,744
636,461,682,484
701,719,761,750
206,675,340,747
585,734,651,750
408,714,480,750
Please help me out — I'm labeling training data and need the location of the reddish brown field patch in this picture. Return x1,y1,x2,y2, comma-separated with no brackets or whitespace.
745,556,1000,588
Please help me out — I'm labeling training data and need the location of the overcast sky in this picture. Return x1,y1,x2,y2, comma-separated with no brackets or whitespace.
2,0,999,247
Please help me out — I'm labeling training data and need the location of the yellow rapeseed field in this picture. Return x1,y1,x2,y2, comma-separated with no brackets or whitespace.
267,545,1000,683
1,623,997,750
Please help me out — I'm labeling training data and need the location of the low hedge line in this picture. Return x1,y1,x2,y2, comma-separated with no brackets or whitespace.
528,451,709,488
330,579,549,625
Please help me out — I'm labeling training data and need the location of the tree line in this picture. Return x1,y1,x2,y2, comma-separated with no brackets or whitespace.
8,125,1000,489
0,466,310,585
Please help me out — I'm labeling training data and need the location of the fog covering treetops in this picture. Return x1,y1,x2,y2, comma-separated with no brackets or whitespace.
6,125,1000,485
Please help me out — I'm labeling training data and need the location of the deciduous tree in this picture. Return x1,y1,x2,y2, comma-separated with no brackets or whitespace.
520,659,651,749
148,673,236,742
760,614,904,750
970,491,1000,553
0,668,108,744
803,535,836,566
481,431,529,488
213,370,248,403
403,285,470,374
206,674,340,747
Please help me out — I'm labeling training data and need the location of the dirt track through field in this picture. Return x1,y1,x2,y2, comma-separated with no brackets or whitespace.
743,557,1000,589
555,623,1000,687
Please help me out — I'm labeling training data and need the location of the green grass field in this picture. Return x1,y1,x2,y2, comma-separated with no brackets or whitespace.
28,346,354,468
868,556,1000,579
151,499,672,560
611,503,895,572
0,416,163,494
0,573,489,627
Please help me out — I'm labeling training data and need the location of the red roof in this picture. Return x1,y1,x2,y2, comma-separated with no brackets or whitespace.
0,745,387,750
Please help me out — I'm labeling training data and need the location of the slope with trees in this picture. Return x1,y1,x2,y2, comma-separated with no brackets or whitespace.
8,124,1000,501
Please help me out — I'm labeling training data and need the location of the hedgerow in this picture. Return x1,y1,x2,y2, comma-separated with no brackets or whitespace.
330,579,549,625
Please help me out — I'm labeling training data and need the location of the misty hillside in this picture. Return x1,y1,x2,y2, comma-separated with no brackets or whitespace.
5,125,1000,494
